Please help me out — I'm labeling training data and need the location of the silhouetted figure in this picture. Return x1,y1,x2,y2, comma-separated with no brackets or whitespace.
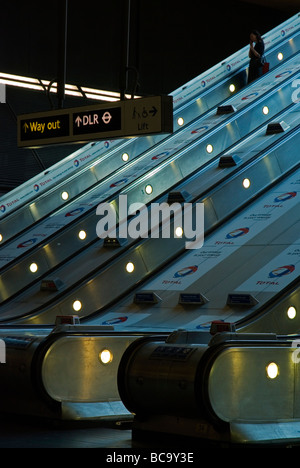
248,30,265,84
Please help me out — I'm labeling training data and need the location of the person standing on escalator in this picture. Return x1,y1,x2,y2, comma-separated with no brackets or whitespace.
248,30,265,84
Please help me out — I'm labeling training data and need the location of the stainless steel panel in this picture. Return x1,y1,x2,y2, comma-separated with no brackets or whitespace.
208,346,294,422
42,334,141,402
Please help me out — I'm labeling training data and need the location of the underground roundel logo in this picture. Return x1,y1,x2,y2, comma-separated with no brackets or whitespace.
173,265,198,278
74,160,80,167
268,264,295,278
0,205,6,213
34,184,39,192
226,227,249,239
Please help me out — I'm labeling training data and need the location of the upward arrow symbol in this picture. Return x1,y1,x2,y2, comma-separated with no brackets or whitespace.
23,123,29,133
75,116,82,127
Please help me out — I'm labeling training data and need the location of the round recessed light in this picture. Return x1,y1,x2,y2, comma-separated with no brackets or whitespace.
287,306,297,320
29,263,38,273
73,300,82,312
262,106,269,115
266,362,279,379
122,153,129,162
78,230,87,240
99,349,113,365
145,184,153,195
126,262,135,273
243,178,251,189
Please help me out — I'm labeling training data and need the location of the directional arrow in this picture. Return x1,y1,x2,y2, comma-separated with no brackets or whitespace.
23,123,29,133
149,106,158,117
75,116,82,127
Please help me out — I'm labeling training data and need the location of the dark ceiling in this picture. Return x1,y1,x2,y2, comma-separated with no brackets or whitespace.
1,0,298,97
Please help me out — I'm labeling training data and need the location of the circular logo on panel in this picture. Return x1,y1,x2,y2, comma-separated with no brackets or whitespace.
274,192,297,203
226,227,249,239
110,178,128,188
17,238,38,248
173,265,198,278
268,264,295,278
102,316,128,325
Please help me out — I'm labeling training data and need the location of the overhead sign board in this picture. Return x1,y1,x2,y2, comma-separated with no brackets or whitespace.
17,95,173,148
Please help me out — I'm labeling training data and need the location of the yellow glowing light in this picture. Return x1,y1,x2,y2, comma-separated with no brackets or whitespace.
122,153,129,162
126,262,135,273
30,263,38,273
61,191,69,200
243,178,251,189
99,349,113,365
266,362,279,379
73,300,82,312
229,84,236,93
78,230,87,240
145,184,153,195
177,117,184,126
287,306,297,320
262,106,269,115
206,144,213,153
175,227,183,237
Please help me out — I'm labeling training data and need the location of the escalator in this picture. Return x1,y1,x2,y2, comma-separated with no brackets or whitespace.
0,53,299,313
0,14,299,445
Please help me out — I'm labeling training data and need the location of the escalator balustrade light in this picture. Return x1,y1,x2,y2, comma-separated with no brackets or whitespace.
206,144,213,154
243,178,251,189
175,226,183,237
72,300,82,312
29,263,38,273
0,234,2,243
177,117,184,126
277,52,284,61
229,84,235,93
262,106,269,115
61,191,69,201
266,362,279,379
78,230,87,240
99,349,113,365
145,184,153,195
126,262,135,273
122,153,129,162
287,306,297,319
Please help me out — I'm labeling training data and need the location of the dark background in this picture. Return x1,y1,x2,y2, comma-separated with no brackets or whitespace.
0,0,298,193
1,0,298,97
